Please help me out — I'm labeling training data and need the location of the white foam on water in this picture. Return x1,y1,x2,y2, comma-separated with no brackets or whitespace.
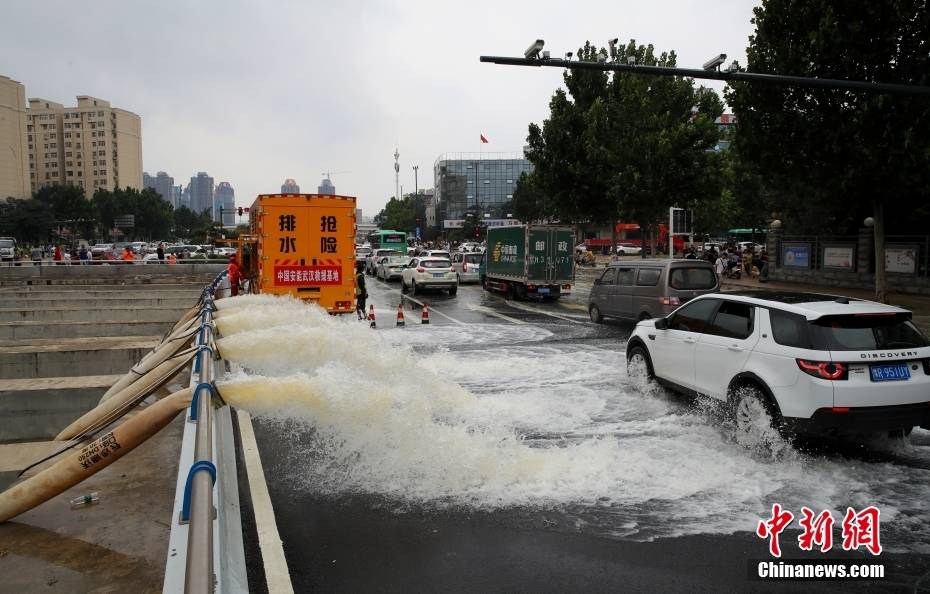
214,295,930,550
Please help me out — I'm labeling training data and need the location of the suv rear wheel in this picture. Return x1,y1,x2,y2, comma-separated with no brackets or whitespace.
732,385,785,451
589,304,603,323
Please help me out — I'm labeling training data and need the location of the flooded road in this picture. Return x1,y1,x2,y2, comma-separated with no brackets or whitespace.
212,280,930,591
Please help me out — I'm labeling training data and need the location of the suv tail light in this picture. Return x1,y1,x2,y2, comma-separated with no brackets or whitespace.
797,359,848,380
659,296,680,306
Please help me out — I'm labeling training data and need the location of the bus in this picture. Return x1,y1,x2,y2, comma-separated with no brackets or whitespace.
368,230,407,252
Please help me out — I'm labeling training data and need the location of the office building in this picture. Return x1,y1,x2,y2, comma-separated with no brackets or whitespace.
25,94,142,197
713,114,735,152
143,171,156,190
179,184,191,210
433,152,531,229
318,176,335,195
214,181,235,225
0,77,30,200
281,178,300,193
188,172,214,214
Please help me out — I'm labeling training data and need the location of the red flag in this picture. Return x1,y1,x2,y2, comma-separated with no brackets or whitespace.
480,134,489,144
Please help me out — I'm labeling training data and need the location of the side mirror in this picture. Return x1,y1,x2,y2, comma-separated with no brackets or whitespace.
654,318,669,330
593,278,602,285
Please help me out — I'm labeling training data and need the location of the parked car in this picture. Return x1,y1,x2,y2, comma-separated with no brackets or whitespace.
625,291,930,445
401,256,457,295
615,243,642,256
423,250,451,260
737,241,765,254
90,243,114,259
365,248,402,275
588,259,718,323
212,246,237,257
0,237,17,262
376,256,411,281
451,252,483,283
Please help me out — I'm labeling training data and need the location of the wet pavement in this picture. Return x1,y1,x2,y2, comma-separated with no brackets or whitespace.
232,278,930,592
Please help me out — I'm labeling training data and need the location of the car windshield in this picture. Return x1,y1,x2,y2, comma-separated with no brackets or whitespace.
387,257,409,265
0,240,13,248
430,252,450,258
810,314,930,351
421,259,450,268
464,254,482,264
669,267,717,290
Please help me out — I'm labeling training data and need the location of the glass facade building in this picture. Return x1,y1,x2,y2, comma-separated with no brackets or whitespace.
433,152,532,228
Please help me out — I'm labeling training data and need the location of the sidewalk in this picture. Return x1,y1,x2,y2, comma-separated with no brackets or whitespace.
721,275,930,333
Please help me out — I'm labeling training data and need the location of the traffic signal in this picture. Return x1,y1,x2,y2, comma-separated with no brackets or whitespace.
237,207,243,216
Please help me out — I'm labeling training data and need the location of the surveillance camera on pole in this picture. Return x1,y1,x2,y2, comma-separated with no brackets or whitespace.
702,53,727,71
524,39,545,60
608,38,619,59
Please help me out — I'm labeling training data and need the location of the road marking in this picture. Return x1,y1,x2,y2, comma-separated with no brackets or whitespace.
369,278,466,325
236,409,295,594
466,303,526,324
504,299,585,324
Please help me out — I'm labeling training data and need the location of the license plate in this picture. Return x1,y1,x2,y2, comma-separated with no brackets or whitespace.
537,287,550,294
433,273,444,278
869,363,910,382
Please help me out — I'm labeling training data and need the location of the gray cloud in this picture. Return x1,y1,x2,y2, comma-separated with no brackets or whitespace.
0,0,758,216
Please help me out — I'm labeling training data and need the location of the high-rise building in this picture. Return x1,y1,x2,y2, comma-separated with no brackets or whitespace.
281,178,300,193
214,181,235,225
434,152,532,229
25,95,142,197
172,185,183,209
153,172,175,206
0,76,30,200
143,171,155,190
180,184,191,210
318,176,335,195
188,172,214,214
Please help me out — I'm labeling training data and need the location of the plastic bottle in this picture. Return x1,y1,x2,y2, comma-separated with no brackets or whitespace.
69,492,100,509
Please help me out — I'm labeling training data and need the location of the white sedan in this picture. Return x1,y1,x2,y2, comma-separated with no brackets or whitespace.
616,243,642,256
401,257,457,296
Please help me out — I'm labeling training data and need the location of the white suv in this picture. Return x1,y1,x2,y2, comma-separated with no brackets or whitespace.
401,256,457,296
626,291,930,444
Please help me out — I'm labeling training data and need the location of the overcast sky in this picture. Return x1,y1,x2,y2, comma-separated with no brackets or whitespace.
1,0,758,216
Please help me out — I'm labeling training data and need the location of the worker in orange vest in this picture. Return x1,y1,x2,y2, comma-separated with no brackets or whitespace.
121,247,135,263
227,256,241,296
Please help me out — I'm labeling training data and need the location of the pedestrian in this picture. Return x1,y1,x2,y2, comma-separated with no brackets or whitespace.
157,242,165,262
227,256,240,296
53,245,63,264
121,246,135,263
79,245,89,265
758,249,770,283
714,252,726,284
167,253,177,265
355,269,368,320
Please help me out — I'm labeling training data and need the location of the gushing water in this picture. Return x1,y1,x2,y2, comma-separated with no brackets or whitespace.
213,295,930,549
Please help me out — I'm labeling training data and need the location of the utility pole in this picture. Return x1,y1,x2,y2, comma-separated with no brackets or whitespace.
412,165,418,195
394,148,400,201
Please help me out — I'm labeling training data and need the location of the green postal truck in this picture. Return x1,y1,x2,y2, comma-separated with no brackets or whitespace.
482,225,575,300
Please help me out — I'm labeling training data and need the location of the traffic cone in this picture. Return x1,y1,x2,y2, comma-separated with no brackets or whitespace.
396,303,405,327
368,304,376,328
421,304,430,325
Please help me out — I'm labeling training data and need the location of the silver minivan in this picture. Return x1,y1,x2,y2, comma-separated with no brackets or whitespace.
588,259,719,323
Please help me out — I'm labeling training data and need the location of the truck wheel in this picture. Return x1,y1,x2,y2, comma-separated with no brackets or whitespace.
589,304,603,323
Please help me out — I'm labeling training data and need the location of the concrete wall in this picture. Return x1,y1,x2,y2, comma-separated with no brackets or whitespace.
0,263,224,286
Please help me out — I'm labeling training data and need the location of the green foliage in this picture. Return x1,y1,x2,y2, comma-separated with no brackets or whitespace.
374,196,417,232
91,187,175,240
518,40,723,230
725,0,930,234
0,198,54,244
173,206,213,241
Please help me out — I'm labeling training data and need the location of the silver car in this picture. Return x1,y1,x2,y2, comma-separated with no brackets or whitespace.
588,259,719,323
376,256,411,281
451,252,482,283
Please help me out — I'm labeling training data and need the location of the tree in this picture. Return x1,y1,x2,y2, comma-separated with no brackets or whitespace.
726,0,930,301
34,184,96,240
374,196,417,232
519,40,723,251
0,199,54,245
91,187,174,241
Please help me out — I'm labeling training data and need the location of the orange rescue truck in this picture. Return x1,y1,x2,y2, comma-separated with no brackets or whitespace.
237,193,358,314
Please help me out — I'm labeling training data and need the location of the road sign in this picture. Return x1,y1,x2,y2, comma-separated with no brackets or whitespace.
114,214,135,228
671,208,692,235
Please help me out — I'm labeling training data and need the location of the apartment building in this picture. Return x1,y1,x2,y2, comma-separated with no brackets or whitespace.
0,76,31,199
25,95,142,197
